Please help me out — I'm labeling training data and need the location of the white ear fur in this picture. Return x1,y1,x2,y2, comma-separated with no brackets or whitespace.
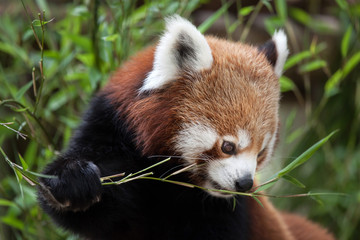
272,29,289,77
139,15,213,93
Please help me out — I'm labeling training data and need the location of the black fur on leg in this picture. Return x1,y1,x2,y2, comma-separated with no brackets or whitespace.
39,158,102,212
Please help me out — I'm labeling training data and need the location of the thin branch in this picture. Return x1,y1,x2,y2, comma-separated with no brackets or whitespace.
239,1,263,42
0,122,28,140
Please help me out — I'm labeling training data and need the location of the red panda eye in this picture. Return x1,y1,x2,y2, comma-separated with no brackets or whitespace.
257,148,266,158
221,141,236,155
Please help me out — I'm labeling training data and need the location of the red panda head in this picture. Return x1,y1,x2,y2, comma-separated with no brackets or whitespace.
107,16,289,197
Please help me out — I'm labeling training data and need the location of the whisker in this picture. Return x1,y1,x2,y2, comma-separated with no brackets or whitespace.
148,155,183,159
160,164,187,178
148,154,214,163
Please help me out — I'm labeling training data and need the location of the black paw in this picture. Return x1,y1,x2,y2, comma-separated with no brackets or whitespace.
39,160,102,212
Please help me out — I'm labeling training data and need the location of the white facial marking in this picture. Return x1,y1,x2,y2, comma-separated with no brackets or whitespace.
222,135,237,144
175,122,217,162
238,129,251,149
140,15,213,93
207,153,257,192
272,29,289,77
258,129,278,169
261,132,271,151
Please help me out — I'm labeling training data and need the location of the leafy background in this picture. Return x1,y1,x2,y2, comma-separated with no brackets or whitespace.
0,0,359,239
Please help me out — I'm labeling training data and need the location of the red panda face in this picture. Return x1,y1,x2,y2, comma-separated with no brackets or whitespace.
108,16,288,198
171,37,282,197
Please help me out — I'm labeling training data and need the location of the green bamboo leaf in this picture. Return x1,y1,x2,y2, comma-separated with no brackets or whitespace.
239,6,254,16
1,216,25,230
277,131,337,178
35,0,51,15
198,1,232,33
285,109,297,132
343,52,360,77
282,175,306,188
286,127,304,143
60,32,92,51
261,0,273,13
228,22,240,34
283,51,311,70
299,60,327,73
254,180,277,193
341,26,352,58
76,53,94,67
264,16,284,34
12,107,29,113
0,199,17,208
335,0,349,9
325,69,343,97
18,154,28,171
279,76,295,92
71,5,89,17
14,169,24,199
308,192,324,205
0,42,30,64
15,169,23,182
129,5,147,23
275,0,287,20
1,147,56,188
15,81,33,100
232,197,237,211
23,170,57,179
14,166,38,185
289,7,311,26
47,90,75,111
32,17,54,27
102,34,120,42
289,8,332,33
252,196,264,208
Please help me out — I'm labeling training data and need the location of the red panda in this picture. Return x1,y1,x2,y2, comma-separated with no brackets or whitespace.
38,16,335,240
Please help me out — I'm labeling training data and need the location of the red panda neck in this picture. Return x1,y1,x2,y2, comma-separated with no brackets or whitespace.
103,47,178,156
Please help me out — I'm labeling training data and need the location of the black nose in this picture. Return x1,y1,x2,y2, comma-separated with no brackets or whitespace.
235,177,253,192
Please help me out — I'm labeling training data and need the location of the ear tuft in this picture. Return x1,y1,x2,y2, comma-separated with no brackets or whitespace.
258,29,289,77
272,29,289,77
140,15,213,93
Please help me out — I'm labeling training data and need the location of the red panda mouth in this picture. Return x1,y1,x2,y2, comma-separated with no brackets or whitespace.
206,180,233,197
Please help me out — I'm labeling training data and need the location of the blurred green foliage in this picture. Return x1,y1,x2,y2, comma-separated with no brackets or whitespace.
0,0,359,239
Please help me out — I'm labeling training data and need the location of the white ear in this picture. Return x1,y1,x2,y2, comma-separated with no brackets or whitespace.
272,30,289,77
139,15,213,93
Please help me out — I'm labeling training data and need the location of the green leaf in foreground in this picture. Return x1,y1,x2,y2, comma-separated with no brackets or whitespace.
254,180,277,193
276,131,337,178
18,153,28,170
309,192,324,205
252,196,264,208
282,174,306,188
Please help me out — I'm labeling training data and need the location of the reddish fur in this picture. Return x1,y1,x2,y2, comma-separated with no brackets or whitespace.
104,47,179,155
248,185,335,240
103,36,334,240
281,212,335,240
